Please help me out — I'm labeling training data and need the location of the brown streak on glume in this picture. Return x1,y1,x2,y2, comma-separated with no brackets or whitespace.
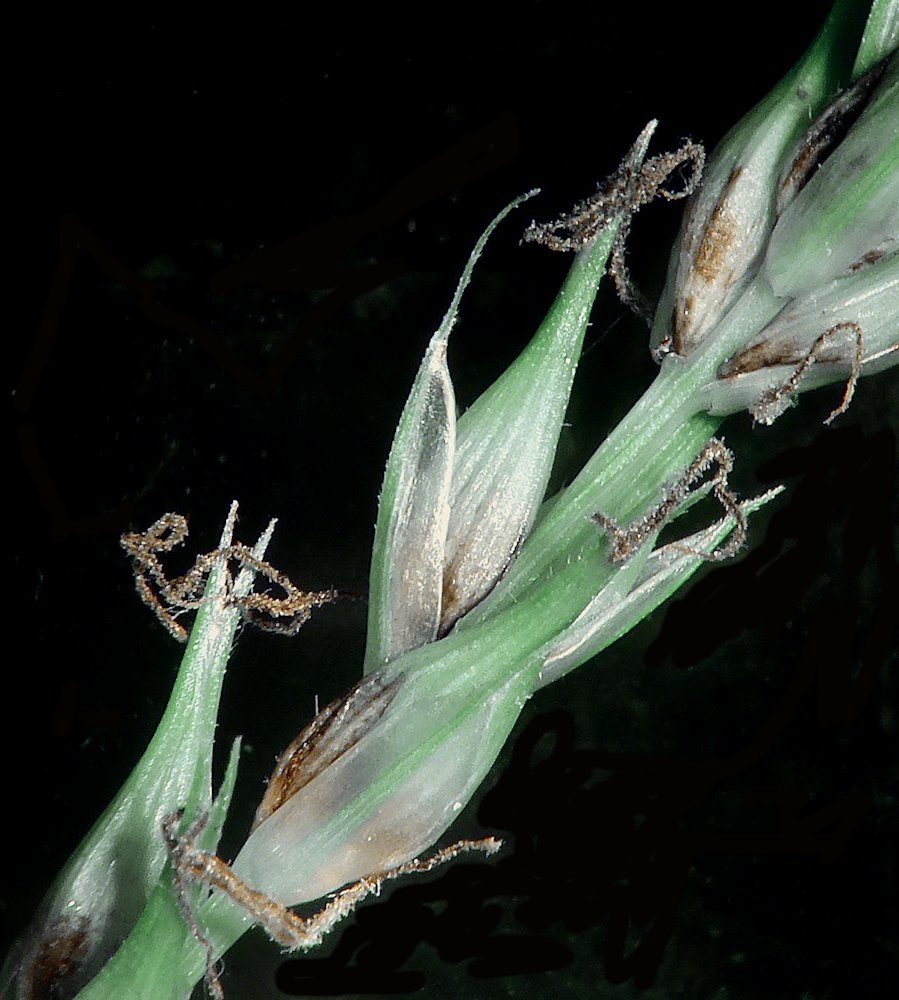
439,525,526,636
21,915,91,1000
690,166,743,284
718,337,808,378
440,571,462,632
718,333,856,380
673,292,696,356
439,530,478,630
251,672,404,831
777,136,824,213
849,246,886,272
439,533,481,633
747,320,864,426
777,59,887,217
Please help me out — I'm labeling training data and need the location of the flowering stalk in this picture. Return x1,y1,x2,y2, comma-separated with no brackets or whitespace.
4,2,896,998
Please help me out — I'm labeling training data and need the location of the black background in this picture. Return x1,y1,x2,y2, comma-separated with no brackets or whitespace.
5,3,897,998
